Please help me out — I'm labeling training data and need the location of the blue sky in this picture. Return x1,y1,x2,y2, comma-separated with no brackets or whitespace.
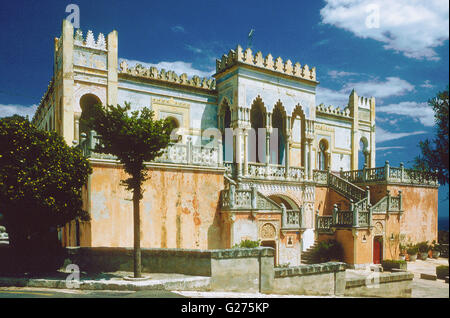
0,0,448,225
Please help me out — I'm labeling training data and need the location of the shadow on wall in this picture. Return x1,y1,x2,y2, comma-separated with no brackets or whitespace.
207,198,224,249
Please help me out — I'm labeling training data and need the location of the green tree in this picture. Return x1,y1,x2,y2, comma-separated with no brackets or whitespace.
84,102,173,278
414,87,449,186
0,115,91,272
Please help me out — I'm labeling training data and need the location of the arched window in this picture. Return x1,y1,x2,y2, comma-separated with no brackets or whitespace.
318,139,328,170
79,93,102,138
166,116,182,142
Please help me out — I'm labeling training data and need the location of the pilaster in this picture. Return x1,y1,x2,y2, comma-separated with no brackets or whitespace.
61,19,75,145
107,30,118,106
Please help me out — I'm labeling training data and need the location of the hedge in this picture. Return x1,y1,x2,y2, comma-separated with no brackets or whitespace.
436,265,449,280
381,259,407,271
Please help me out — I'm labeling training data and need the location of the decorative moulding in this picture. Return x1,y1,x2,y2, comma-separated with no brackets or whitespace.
119,60,216,90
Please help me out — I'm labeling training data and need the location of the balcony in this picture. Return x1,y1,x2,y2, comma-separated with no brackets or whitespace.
77,131,223,167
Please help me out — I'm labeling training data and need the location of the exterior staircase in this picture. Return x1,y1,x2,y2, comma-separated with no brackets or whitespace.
300,241,320,264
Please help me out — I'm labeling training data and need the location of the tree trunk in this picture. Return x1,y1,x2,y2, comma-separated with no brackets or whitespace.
133,185,142,278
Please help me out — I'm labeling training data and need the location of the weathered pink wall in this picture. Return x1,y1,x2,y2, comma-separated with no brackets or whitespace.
80,162,225,249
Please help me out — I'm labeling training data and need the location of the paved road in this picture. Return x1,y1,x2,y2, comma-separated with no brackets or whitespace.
0,287,186,298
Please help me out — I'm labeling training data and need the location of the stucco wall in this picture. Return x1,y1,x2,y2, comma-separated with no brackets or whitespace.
366,184,438,244
315,186,350,216
80,161,225,249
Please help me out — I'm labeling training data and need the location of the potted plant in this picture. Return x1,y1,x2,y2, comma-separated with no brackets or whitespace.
431,240,441,259
417,241,430,260
407,246,418,262
399,243,407,260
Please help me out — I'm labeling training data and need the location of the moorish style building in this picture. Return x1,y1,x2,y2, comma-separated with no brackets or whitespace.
32,20,439,267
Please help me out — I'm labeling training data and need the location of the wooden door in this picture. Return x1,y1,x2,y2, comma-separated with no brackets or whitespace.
373,236,383,264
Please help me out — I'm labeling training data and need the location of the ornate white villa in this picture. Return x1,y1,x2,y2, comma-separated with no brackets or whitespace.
32,20,439,267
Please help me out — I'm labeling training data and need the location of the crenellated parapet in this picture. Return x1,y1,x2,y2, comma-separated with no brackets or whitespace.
316,103,351,118
215,45,317,82
357,96,371,108
118,60,216,90
73,29,107,51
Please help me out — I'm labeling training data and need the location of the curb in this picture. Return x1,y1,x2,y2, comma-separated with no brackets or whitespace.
420,273,437,281
0,276,211,292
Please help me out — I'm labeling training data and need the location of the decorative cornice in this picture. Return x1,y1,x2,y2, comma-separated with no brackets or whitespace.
118,60,216,91
215,45,317,82
151,97,190,108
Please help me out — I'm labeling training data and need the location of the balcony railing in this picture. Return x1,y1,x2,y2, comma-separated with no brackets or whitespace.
77,131,223,167
225,162,306,182
340,161,438,186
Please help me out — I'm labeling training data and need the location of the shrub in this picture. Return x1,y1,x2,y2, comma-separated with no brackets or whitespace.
381,259,407,271
431,240,442,252
417,241,430,253
233,239,261,249
436,265,449,280
310,239,344,263
407,246,418,255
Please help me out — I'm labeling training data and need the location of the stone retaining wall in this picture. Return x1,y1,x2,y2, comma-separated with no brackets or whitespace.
65,246,275,293
272,262,347,296
345,271,414,297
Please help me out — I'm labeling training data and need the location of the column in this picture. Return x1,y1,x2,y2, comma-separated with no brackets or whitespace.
243,129,248,176
284,136,290,179
307,139,313,180
235,128,242,177
74,113,81,144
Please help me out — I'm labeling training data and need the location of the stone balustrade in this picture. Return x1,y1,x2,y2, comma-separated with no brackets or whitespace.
226,162,306,182
78,131,223,167
340,161,438,187
370,191,403,214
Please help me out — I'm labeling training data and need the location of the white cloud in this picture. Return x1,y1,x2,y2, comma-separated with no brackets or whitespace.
420,80,434,88
320,0,449,61
328,70,358,78
119,59,214,78
171,25,185,33
377,101,435,126
376,126,426,143
185,44,203,54
317,76,414,106
0,104,37,119
377,146,405,151
316,87,349,107
342,77,414,99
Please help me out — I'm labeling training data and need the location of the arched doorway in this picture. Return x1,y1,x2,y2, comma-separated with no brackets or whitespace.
260,222,278,265
292,105,306,167
249,97,266,163
79,93,102,139
271,102,286,165
219,100,233,162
